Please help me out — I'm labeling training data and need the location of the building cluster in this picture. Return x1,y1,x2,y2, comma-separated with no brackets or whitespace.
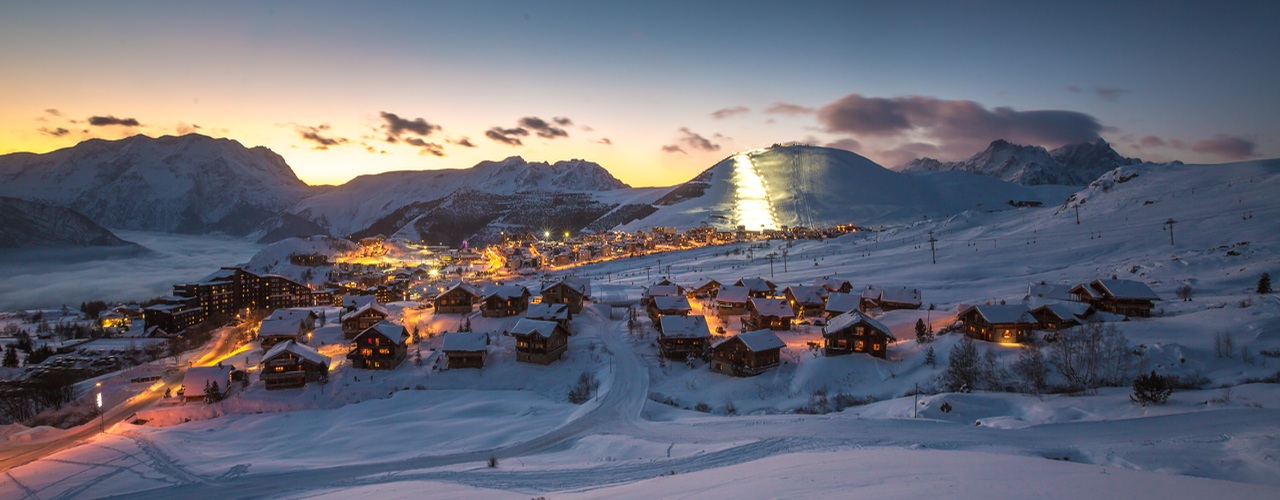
957,278,1162,344
143,267,330,333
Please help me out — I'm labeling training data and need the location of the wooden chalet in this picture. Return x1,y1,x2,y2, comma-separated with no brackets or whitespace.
958,304,1036,344
511,318,569,365
525,302,572,329
340,300,389,339
783,285,828,317
657,315,712,359
814,277,854,294
642,284,683,307
479,285,531,318
859,285,922,312
265,309,319,331
180,366,232,403
710,329,785,377
747,297,795,331
714,286,751,315
824,292,860,318
258,317,311,348
259,340,331,390
822,310,894,359
434,282,482,314
347,321,409,370
1070,279,1160,317
689,279,722,299
734,277,777,298
1027,282,1075,302
441,332,488,369
647,295,692,323
541,278,591,314
1030,302,1092,331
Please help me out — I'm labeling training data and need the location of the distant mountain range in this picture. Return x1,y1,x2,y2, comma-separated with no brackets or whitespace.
0,133,1163,248
0,196,137,249
902,139,1144,185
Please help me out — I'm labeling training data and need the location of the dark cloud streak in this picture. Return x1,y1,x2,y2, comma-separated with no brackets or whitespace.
88,115,141,127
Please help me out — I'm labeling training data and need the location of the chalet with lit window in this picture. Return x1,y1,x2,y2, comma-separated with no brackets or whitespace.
689,279,722,299
511,318,569,365
441,332,488,369
180,366,233,403
958,304,1036,344
341,300,390,339
479,285,531,318
525,302,572,329
541,278,591,314
259,340,331,390
814,277,854,294
710,329,785,377
822,310,894,359
647,295,692,322
824,292,860,318
1069,279,1160,317
783,285,828,317
734,277,777,298
266,309,319,331
859,285,922,312
657,315,712,360
747,297,795,331
714,286,751,315
347,321,409,370
1029,302,1091,331
258,317,311,348
434,282,482,314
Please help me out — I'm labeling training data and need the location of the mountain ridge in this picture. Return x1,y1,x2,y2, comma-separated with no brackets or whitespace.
902,138,1143,185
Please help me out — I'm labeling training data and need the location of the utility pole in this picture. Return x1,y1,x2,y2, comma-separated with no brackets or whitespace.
1164,218,1177,245
928,230,938,264
913,383,918,418
782,249,788,273
1074,205,1080,224
766,253,776,278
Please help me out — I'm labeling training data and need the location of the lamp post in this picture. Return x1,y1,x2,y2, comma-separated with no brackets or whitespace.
95,381,104,433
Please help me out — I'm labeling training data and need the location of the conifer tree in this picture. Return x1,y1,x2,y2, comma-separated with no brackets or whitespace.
1258,272,1272,294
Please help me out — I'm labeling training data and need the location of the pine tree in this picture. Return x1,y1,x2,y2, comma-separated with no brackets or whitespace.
3,344,19,367
1259,272,1273,294
915,319,933,344
943,336,982,392
1130,370,1172,406
924,346,936,367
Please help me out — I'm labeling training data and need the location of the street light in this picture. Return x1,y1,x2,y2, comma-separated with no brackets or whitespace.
95,381,104,433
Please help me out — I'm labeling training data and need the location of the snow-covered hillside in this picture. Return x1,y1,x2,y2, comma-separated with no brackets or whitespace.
0,134,314,236
627,145,1076,231
904,138,1143,185
0,196,136,249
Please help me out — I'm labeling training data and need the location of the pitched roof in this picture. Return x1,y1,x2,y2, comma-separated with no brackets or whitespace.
1031,301,1091,320
651,295,692,311
440,281,483,298
266,309,317,323
542,277,591,297
181,366,233,398
644,284,682,299
963,304,1035,324
1092,279,1160,301
825,292,860,314
784,285,828,304
659,315,711,339
341,300,389,322
258,318,304,337
692,279,722,291
824,310,895,341
715,286,750,304
717,329,785,352
481,285,530,301
441,332,488,352
862,285,921,305
1028,282,1075,301
526,302,570,321
343,295,377,310
511,318,562,338
750,298,795,318
813,277,852,291
262,340,331,366
357,321,408,343
735,277,776,294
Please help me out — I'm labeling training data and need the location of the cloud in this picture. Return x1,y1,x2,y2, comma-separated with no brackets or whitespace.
1068,85,1132,101
824,138,861,152
660,145,686,154
661,127,720,154
38,127,70,137
403,137,445,156
176,123,202,135
1137,135,1165,148
518,116,569,139
44,108,62,117
710,106,750,119
295,124,348,150
379,111,440,140
486,127,529,146
88,115,142,127
818,93,1103,155
877,142,943,168
597,138,613,145
449,137,477,148
764,102,815,115
1192,135,1255,160
553,117,573,126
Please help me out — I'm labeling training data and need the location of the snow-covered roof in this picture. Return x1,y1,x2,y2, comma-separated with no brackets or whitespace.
258,318,304,337
813,277,852,291
343,295,377,310
542,277,591,297
1092,279,1160,301
1069,283,1102,300
644,285,682,299
692,279,721,290
357,321,408,343
441,332,488,352
824,310,895,341
266,309,317,323
718,329,785,352
193,267,239,284
862,285,921,305
182,366,233,398
825,292,860,314
785,285,828,304
526,302,570,321
1028,282,1075,301
1031,301,1091,320
341,300,389,322
262,340,331,366
651,295,692,311
658,315,711,339
481,285,529,301
750,298,795,318
715,286,750,304
735,277,776,294
511,318,562,338
963,304,1035,324
440,281,482,298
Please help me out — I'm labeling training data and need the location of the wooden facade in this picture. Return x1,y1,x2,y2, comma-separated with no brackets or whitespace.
541,279,589,314
958,304,1036,344
657,315,711,360
260,340,330,390
525,302,572,330
341,301,389,339
1070,279,1159,318
783,285,828,317
710,329,785,377
511,319,569,365
822,311,893,359
434,283,482,314
689,279,722,299
479,285,531,318
714,286,750,315
747,298,795,331
734,277,777,299
441,332,488,369
647,295,692,323
347,321,408,370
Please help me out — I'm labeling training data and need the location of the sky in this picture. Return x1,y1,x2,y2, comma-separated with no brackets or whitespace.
1,1,1277,187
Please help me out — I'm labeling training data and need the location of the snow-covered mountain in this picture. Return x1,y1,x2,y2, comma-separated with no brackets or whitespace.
0,134,315,236
903,139,1143,185
0,196,136,248
625,145,1076,231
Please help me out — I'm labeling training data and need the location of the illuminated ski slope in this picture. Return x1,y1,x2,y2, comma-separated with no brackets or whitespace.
732,152,778,230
